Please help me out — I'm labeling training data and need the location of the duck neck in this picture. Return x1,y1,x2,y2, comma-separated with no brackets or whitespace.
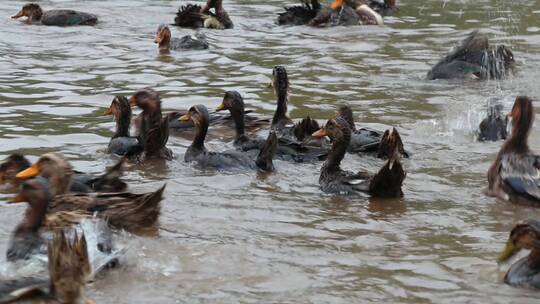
502,118,531,154
230,108,245,139
30,8,43,22
527,248,540,270
272,89,289,127
192,119,209,150
323,132,350,173
14,202,47,235
158,37,171,51
113,111,132,139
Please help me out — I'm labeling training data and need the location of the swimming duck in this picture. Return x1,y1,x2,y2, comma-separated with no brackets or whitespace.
216,90,328,162
312,117,405,197
427,30,515,80
104,96,144,157
310,0,383,27
277,0,322,26
155,25,209,54
128,88,173,160
337,105,408,158
0,154,31,186
478,102,508,142
15,152,127,196
270,66,323,144
487,96,540,205
498,219,540,289
10,175,165,234
180,104,278,171
11,3,98,26
174,0,233,29
2,230,94,303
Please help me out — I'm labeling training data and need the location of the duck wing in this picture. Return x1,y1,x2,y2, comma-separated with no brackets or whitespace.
500,153,540,201
278,0,321,25
42,10,97,26
174,4,205,28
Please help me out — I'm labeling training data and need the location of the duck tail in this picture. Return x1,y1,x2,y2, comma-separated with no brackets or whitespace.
294,116,320,141
369,147,406,198
90,158,128,192
377,127,408,159
256,132,278,172
174,4,204,27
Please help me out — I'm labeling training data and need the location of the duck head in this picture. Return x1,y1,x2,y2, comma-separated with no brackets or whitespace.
15,152,73,196
0,154,31,184
505,96,534,153
337,105,356,131
216,91,246,137
179,105,210,149
201,0,224,13
498,220,540,264
313,118,351,170
129,88,161,112
48,230,91,304
104,96,132,138
155,25,172,49
12,3,43,23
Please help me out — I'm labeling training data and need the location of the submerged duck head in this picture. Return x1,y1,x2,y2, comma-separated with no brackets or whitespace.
129,88,161,112
378,127,408,159
155,25,172,48
498,219,540,263
0,154,31,184
12,3,43,22
48,230,91,304
15,152,73,196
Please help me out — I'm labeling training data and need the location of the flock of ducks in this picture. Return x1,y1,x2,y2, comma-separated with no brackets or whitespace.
1,0,539,301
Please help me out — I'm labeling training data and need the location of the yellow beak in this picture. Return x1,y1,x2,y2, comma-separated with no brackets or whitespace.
312,128,328,138
497,240,518,263
15,163,40,179
179,113,191,121
215,102,226,112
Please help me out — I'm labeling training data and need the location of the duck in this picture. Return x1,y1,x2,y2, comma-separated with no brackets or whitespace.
497,219,540,289
128,88,173,160
337,105,408,158
269,65,323,145
104,96,144,157
174,0,233,29
215,90,328,162
2,230,94,303
277,0,322,26
15,152,127,196
367,0,398,16
179,104,278,171
11,3,98,26
478,102,508,142
10,175,165,235
312,117,405,197
0,154,31,186
155,24,209,54
427,30,515,80
487,96,540,205
310,0,383,27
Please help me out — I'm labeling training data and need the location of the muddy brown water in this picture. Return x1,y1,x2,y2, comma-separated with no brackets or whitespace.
1,0,540,303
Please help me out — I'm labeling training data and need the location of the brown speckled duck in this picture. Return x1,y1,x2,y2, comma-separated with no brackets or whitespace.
11,3,98,26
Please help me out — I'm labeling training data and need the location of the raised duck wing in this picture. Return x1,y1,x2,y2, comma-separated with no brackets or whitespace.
174,4,204,28
500,153,540,201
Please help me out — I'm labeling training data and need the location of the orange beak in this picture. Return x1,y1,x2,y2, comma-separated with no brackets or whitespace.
15,163,40,180
331,0,344,10
312,128,328,138
11,10,25,19
128,96,137,108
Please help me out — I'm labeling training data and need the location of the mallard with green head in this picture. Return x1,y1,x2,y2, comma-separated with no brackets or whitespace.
11,3,98,26
487,96,540,205
312,117,405,197
428,30,515,80
498,219,540,289
174,0,233,29
180,104,278,171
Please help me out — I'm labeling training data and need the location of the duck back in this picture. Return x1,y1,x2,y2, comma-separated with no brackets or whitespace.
42,10,98,26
